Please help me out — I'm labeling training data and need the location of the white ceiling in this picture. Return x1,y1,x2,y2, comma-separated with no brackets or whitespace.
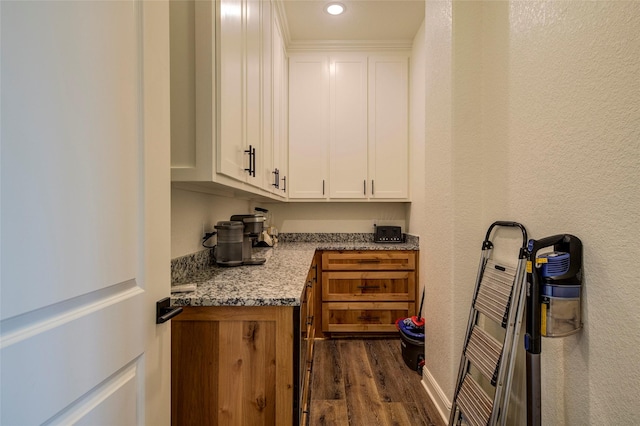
281,0,425,43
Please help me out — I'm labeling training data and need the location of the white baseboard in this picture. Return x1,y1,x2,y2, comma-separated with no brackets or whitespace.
421,367,451,424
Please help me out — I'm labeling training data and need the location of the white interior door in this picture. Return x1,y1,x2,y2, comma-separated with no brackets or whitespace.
0,1,171,425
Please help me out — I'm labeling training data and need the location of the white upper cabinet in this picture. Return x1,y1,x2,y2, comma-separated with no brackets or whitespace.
170,0,284,200
329,55,368,199
288,52,410,201
169,1,410,203
368,56,409,200
288,56,330,199
270,21,288,197
218,0,268,188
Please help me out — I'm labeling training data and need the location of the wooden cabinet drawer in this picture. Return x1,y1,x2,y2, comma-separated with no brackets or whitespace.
321,251,415,271
322,271,415,302
322,302,414,333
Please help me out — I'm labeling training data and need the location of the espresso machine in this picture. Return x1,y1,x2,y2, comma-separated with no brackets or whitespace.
229,213,267,265
213,220,244,266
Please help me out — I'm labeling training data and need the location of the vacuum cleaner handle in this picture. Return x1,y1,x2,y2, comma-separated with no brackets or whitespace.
525,233,582,426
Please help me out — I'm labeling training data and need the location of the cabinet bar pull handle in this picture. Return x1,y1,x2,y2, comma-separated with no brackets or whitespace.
272,168,280,188
372,179,375,195
357,316,380,322
282,176,286,192
322,179,325,195
251,147,256,177
244,145,253,176
356,285,381,290
306,315,314,325
364,180,366,195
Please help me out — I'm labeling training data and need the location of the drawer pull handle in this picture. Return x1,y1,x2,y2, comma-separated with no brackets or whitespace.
357,316,381,322
357,285,381,290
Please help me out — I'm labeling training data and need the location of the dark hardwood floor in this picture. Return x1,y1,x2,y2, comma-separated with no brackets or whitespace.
309,338,446,426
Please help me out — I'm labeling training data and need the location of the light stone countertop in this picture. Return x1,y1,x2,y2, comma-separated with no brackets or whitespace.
170,237,419,308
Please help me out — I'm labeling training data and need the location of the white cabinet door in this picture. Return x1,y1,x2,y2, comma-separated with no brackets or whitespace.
271,20,288,197
288,56,330,199
329,55,368,199
368,56,409,199
260,0,275,193
245,0,265,189
218,0,264,188
218,0,249,182
1,1,171,424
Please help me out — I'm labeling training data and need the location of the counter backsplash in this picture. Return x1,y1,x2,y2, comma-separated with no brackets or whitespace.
277,232,418,245
171,232,419,282
171,248,214,283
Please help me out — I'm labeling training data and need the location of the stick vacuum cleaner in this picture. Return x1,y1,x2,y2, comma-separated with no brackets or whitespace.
525,234,583,426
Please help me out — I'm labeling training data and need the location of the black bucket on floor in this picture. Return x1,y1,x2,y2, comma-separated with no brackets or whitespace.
397,319,425,373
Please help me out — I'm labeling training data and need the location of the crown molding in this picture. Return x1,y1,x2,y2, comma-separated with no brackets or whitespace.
273,0,292,48
286,39,413,53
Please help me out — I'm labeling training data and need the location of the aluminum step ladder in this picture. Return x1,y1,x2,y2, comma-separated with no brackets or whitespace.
449,222,529,426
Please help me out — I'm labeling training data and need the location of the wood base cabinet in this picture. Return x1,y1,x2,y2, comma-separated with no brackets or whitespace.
299,255,317,425
171,306,296,426
319,250,418,336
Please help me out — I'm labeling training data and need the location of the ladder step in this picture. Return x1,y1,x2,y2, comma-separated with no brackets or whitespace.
474,261,516,325
457,374,492,426
465,326,502,385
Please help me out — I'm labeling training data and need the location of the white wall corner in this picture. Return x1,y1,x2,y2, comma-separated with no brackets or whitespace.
421,367,451,424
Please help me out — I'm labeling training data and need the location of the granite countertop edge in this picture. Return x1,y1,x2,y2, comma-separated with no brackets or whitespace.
170,234,419,308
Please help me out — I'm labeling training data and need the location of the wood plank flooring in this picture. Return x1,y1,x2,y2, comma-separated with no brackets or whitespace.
309,338,446,426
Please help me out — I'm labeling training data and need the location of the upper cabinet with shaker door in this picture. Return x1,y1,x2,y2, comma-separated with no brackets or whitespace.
288,52,409,201
217,0,270,189
288,56,330,199
329,54,368,199
265,12,288,197
170,0,284,200
368,56,409,200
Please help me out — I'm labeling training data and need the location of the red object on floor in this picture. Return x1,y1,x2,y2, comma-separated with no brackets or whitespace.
411,316,424,327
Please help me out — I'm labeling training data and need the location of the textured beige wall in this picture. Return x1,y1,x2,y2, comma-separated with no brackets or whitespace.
413,1,640,424
415,0,458,414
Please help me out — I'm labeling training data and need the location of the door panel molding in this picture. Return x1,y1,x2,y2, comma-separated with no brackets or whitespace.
0,279,141,348
42,360,141,426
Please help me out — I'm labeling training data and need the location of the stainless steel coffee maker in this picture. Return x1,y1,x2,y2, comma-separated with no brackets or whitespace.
230,213,267,265
214,220,244,266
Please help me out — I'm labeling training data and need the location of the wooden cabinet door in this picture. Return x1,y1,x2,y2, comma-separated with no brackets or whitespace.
368,55,409,199
172,306,294,426
288,55,329,199
319,251,418,335
321,250,416,271
322,302,414,333
322,271,415,301
329,55,368,199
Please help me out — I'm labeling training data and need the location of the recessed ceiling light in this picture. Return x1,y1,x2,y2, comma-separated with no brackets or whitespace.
325,2,346,16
